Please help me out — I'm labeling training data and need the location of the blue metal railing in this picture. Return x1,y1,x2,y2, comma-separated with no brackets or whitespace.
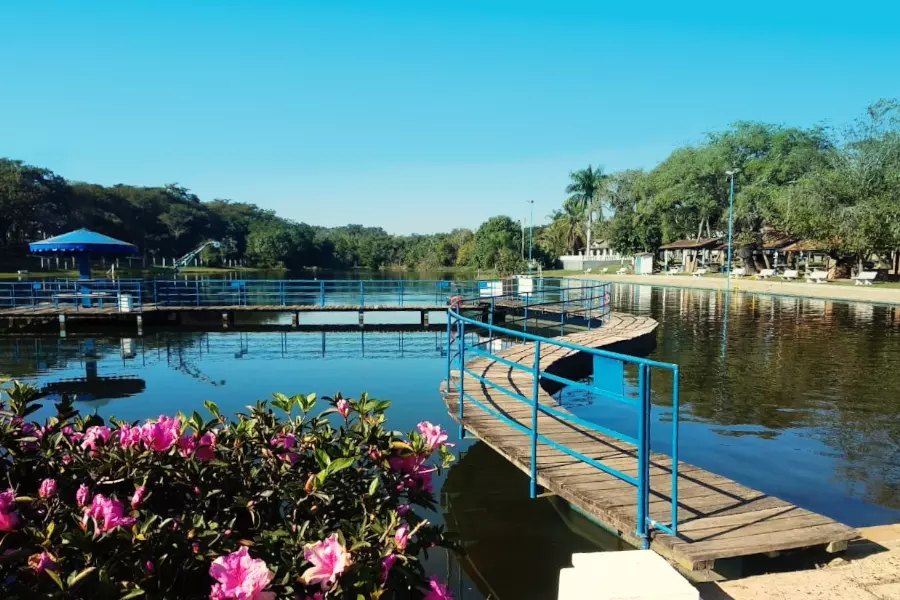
0,277,612,315
446,281,681,548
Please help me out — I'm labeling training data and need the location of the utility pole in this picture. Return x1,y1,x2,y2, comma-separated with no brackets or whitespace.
725,169,740,279
528,200,535,275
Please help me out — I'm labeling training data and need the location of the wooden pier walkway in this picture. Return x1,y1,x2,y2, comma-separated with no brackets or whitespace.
441,313,856,576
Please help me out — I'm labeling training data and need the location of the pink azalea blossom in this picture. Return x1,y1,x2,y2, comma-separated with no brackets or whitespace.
83,494,137,533
300,533,351,589
271,433,296,449
304,594,324,600
39,478,57,499
208,546,275,600
141,415,182,452
118,424,143,449
424,577,454,600
76,484,92,507
62,426,84,444
131,486,148,509
80,425,112,452
397,504,410,517
394,524,409,551
145,560,155,574
29,552,57,574
0,490,16,512
336,399,351,419
0,510,19,532
195,431,217,461
417,421,450,451
380,554,397,584
177,434,197,457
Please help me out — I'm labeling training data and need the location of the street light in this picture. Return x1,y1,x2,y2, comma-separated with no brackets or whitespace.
725,169,740,278
527,200,535,274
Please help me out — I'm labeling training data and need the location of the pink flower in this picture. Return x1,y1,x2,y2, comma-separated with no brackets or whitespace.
141,415,182,452
84,494,137,533
380,554,397,584
131,486,147,509
304,595,324,600
368,446,382,462
208,546,275,600
29,552,57,574
76,484,92,507
394,524,409,551
0,490,15,512
0,510,19,532
81,425,112,452
39,478,57,499
145,560,155,574
336,399,350,419
424,577,454,600
118,424,143,449
193,542,201,554
63,426,84,444
417,421,450,452
195,431,217,461
300,533,351,589
271,433,296,449
397,504,410,517
177,434,197,457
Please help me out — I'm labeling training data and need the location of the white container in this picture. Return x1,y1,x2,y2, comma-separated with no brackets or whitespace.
118,294,133,313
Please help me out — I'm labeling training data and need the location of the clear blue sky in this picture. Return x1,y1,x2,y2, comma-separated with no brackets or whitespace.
2,1,898,234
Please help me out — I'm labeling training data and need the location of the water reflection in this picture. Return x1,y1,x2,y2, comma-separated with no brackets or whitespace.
561,285,900,525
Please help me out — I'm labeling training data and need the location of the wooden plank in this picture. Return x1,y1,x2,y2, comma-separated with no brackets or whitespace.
442,311,857,571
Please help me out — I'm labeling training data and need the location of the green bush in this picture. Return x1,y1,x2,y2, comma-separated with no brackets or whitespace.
0,378,457,600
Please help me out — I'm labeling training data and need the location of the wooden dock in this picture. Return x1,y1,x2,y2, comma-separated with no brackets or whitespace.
441,312,857,576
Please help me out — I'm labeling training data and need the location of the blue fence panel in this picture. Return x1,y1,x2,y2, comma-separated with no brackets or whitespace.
446,279,680,548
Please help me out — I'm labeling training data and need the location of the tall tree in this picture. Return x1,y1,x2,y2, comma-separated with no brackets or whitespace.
565,166,609,256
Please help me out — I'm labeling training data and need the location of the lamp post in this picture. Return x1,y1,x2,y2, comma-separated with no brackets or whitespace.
527,200,535,274
725,169,740,278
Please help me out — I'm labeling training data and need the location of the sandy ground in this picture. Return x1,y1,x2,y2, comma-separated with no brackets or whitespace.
575,273,900,305
698,526,900,600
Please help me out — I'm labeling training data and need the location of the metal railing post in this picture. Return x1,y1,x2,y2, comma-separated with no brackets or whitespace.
636,364,650,549
320,280,326,307
671,366,680,534
530,339,542,499
399,279,404,307
524,292,529,332
457,318,466,439
446,310,452,393
360,281,364,308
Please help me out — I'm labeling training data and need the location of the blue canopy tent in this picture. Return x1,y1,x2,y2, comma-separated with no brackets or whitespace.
29,229,139,279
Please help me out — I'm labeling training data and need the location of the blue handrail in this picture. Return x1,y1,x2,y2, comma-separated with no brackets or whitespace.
446,280,681,548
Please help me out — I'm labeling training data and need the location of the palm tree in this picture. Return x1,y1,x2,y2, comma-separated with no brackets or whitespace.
566,166,609,256
543,199,585,254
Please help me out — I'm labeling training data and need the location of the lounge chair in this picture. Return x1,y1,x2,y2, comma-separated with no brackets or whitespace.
692,268,708,278
665,267,680,276
781,269,799,281
807,270,828,284
731,267,745,278
616,267,628,275
852,271,879,286
600,267,609,274
756,268,776,279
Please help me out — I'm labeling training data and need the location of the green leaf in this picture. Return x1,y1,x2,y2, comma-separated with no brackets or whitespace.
326,457,354,475
120,588,146,599
204,400,221,419
67,566,96,588
314,448,331,469
46,569,65,590
368,477,380,496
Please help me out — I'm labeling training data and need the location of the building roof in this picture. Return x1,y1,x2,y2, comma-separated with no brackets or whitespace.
658,238,722,251
28,229,139,255
781,240,830,252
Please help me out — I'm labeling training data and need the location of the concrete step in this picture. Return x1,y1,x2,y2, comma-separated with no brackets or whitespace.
558,551,699,600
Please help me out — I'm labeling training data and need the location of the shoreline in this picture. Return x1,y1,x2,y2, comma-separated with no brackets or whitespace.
576,273,900,306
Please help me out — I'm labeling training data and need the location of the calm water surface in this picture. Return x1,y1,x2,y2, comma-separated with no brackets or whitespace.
2,277,900,599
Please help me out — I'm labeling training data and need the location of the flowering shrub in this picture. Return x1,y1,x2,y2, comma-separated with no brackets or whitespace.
0,379,457,599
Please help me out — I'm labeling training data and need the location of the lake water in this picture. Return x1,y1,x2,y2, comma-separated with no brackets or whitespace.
2,277,900,599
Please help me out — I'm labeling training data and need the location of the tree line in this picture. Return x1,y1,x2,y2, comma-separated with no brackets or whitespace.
3,100,897,275
543,100,900,274
0,162,538,272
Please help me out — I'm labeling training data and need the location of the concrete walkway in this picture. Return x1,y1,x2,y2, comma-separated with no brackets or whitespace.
698,525,900,600
575,274,900,305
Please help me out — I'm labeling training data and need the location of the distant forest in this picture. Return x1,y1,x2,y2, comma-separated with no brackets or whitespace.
0,163,539,273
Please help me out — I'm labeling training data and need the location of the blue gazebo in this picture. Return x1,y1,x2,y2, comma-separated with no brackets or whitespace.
29,229,139,279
